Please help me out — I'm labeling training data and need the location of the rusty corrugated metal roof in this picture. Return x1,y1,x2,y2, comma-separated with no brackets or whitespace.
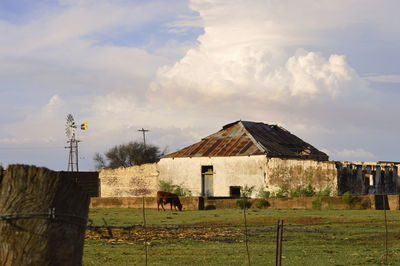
164,121,329,160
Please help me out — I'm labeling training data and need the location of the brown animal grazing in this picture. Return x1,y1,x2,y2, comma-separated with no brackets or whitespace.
157,191,183,211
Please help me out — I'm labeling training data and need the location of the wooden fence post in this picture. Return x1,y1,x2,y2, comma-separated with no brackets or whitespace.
0,165,89,265
275,220,284,266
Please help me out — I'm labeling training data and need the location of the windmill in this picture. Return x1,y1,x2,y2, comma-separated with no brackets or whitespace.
65,114,88,171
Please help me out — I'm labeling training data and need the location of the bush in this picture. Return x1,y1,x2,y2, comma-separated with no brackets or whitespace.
255,199,270,209
275,187,289,198
342,191,353,205
317,187,331,197
312,196,324,210
257,187,271,198
236,199,252,209
341,191,360,209
290,184,316,197
241,185,255,198
158,180,192,196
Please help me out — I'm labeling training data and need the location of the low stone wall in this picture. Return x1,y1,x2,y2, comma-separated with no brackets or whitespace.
90,196,202,210
90,195,400,210
386,195,400,210
203,197,348,210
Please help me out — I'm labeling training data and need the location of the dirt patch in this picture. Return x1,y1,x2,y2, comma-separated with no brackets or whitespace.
86,225,243,244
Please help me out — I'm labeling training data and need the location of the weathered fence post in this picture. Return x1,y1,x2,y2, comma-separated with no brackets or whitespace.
0,165,89,265
275,220,284,266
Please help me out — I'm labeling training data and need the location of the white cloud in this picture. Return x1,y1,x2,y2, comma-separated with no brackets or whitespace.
1,0,400,170
149,1,367,108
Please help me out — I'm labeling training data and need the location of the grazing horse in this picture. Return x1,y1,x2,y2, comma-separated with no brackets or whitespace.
156,191,183,211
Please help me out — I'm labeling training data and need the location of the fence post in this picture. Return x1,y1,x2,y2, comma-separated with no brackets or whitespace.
275,220,284,266
0,165,89,265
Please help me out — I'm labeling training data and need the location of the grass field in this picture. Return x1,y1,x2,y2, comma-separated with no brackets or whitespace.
83,208,400,265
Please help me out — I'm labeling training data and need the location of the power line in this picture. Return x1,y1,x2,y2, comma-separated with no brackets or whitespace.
0,146,64,150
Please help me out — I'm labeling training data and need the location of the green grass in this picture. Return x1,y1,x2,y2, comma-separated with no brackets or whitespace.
84,209,400,265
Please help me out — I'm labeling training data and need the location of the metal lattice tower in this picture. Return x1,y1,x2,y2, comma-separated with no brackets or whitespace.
65,114,81,172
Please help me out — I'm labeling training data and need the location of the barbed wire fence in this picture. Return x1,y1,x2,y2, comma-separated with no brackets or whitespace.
83,194,399,266
1,196,398,265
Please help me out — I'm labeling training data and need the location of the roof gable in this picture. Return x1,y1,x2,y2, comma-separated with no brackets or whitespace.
164,121,328,160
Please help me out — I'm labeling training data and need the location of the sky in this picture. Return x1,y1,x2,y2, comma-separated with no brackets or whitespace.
0,0,399,171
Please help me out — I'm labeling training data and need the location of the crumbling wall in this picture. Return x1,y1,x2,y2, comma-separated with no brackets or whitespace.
99,163,159,197
266,158,337,194
336,162,400,195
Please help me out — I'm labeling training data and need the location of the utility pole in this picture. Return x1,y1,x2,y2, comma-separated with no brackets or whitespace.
138,128,149,148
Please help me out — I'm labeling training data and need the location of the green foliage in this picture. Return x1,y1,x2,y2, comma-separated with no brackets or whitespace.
312,196,324,210
236,185,255,209
255,199,270,209
94,141,162,169
272,185,331,198
317,187,331,196
257,187,271,198
290,184,316,197
341,191,362,209
241,185,255,198
158,180,192,196
275,187,289,198
173,185,192,197
236,199,252,209
342,191,353,205
158,180,176,193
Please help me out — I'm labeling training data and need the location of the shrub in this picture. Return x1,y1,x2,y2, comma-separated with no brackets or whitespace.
159,180,176,193
257,187,271,198
236,199,252,209
317,187,331,197
341,191,360,209
158,180,192,196
290,184,316,197
255,199,270,209
342,191,353,205
275,187,289,198
241,185,255,198
312,196,324,210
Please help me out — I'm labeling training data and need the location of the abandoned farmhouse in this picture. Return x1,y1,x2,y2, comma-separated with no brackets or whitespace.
98,120,400,198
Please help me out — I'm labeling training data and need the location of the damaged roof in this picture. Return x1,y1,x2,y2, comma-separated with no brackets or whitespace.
164,121,329,161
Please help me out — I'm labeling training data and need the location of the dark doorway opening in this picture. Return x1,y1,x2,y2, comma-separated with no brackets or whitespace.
230,186,241,198
201,166,214,196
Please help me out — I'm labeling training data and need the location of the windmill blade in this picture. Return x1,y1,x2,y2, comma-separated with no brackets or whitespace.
65,114,76,139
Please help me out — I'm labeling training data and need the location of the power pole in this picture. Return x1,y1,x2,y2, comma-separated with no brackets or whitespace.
138,128,149,148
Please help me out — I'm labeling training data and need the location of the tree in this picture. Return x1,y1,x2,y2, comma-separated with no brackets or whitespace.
94,141,162,169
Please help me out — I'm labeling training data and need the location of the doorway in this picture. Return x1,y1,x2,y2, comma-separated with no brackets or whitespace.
201,166,214,196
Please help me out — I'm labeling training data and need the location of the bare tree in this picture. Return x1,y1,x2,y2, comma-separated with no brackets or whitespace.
93,141,162,169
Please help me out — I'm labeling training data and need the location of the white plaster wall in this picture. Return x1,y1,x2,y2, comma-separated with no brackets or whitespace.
99,163,159,197
265,158,338,194
158,155,267,197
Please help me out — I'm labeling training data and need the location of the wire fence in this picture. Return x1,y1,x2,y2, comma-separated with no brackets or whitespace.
83,198,400,266
1,199,399,265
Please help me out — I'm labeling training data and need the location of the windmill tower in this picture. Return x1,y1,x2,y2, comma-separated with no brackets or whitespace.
65,114,79,171
65,114,88,171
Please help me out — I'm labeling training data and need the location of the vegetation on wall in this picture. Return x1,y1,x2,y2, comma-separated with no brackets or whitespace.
256,184,332,199
255,199,270,209
158,180,192,196
256,187,271,198
94,141,162,169
236,185,255,209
